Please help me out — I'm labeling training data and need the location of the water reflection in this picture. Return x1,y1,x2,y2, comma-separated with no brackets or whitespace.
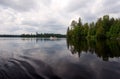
0,57,61,79
67,39,120,61
0,38,120,79
21,38,62,42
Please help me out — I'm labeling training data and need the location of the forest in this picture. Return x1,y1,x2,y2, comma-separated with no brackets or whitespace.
67,15,120,40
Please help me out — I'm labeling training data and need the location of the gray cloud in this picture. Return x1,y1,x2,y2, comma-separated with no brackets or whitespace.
101,0,120,13
22,20,40,27
66,0,95,12
0,0,36,11
65,0,120,22
102,0,120,6
21,19,66,33
41,0,52,6
21,19,64,27
0,0,120,34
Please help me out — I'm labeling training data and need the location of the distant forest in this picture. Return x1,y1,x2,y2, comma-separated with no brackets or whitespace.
0,33,66,38
67,15,120,40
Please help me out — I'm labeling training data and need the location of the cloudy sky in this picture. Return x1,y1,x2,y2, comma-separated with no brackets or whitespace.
0,0,120,34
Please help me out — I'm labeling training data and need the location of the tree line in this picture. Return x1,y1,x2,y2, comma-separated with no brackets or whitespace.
0,33,66,38
67,15,120,40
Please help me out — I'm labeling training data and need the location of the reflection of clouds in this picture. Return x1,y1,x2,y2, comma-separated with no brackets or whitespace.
53,61,96,79
0,57,61,79
0,38,120,79
50,53,120,79
109,57,120,62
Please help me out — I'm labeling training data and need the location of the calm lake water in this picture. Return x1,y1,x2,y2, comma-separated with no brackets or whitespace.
0,38,120,79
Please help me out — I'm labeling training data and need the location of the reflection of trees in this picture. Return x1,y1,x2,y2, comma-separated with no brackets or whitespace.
67,38,88,57
67,38,120,61
21,38,62,43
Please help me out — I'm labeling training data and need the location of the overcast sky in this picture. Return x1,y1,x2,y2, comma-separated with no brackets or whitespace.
0,0,120,34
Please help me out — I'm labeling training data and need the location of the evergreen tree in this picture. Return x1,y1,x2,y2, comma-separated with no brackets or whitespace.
67,15,120,40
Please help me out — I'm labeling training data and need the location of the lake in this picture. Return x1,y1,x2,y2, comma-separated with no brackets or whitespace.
0,38,120,79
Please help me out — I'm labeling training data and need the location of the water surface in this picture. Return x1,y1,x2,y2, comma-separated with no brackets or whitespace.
0,38,120,79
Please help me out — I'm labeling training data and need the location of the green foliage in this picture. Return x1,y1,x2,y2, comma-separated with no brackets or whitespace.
96,26,106,39
67,15,120,40
109,19,120,38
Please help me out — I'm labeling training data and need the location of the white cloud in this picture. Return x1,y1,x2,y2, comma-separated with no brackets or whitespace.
0,0,119,34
